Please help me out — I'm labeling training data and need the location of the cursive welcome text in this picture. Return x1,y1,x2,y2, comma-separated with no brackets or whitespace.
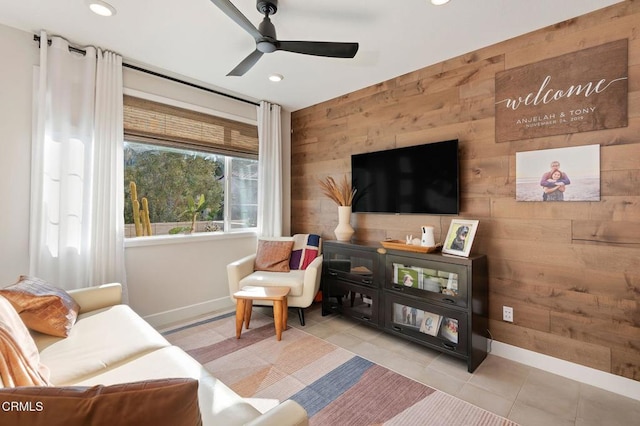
496,75,627,110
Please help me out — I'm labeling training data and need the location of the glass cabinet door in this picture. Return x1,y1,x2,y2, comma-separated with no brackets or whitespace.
385,294,468,355
322,243,381,325
325,248,377,288
385,255,468,308
324,279,379,324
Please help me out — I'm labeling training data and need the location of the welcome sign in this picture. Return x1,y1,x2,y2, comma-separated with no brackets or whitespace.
495,39,628,143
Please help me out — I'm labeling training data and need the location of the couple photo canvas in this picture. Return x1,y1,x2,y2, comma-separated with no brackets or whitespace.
515,144,600,202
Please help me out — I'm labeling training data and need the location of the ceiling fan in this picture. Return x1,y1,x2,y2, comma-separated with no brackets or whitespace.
210,0,359,76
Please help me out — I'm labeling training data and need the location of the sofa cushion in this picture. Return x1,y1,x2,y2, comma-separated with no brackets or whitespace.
0,276,80,337
0,296,51,387
0,378,202,426
34,304,171,385
239,270,306,297
74,346,262,426
254,240,294,272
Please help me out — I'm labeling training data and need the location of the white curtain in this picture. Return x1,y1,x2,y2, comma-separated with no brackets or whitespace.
256,101,283,237
30,31,126,294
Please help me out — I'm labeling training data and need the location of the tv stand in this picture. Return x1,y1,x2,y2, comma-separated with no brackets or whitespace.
322,240,488,373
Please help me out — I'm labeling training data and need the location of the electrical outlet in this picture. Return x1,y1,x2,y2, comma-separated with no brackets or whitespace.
503,306,514,323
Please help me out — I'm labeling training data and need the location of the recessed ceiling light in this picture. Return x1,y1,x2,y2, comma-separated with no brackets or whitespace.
431,0,451,5
87,0,117,17
269,74,284,82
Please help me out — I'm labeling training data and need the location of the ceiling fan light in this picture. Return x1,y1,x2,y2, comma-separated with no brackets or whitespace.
257,41,277,53
431,0,451,5
269,74,284,82
87,0,117,17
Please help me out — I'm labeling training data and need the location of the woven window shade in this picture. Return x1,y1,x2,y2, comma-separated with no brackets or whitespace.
123,95,258,158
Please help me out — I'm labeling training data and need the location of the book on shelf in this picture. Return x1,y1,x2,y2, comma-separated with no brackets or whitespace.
421,267,437,276
422,277,442,293
419,311,442,336
392,303,422,328
440,318,458,344
437,270,451,278
393,264,420,289
446,272,458,292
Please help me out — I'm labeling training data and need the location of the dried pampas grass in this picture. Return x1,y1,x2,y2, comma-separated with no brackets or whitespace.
319,175,356,206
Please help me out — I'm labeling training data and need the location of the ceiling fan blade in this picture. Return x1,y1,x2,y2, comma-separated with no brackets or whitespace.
277,41,359,58
210,0,262,41
227,49,264,76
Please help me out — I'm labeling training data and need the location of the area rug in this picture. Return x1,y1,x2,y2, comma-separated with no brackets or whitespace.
163,311,517,426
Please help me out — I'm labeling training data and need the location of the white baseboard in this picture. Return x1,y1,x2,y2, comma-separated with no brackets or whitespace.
143,297,234,329
491,341,640,401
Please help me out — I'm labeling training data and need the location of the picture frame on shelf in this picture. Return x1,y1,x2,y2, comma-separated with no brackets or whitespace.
442,219,479,257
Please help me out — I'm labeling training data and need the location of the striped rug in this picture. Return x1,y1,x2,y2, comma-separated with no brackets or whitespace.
164,311,517,426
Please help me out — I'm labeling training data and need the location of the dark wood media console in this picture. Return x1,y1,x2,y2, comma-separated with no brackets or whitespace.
321,240,488,373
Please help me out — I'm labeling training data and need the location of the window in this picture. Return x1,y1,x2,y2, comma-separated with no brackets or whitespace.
123,95,258,237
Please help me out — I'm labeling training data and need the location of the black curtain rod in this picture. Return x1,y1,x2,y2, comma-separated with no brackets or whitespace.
33,34,260,107
122,63,259,106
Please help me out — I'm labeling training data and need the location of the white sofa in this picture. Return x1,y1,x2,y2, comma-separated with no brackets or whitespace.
31,283,308,426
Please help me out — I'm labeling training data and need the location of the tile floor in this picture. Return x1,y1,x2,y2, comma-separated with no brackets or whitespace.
255,303,640,426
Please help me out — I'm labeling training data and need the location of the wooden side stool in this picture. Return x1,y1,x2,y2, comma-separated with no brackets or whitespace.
233,286,291,341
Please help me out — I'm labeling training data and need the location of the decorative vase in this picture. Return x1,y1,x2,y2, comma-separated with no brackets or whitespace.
334,206,355,241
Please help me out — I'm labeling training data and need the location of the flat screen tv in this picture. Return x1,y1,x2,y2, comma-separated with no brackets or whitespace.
351,140,459,215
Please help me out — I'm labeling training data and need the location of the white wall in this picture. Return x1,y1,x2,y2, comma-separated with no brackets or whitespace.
0,23,293,327
125,233,257,326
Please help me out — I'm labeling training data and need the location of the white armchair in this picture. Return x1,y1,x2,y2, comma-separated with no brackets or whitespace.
227,235,323,326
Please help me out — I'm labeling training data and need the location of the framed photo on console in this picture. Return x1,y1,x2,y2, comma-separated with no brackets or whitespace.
442,219,479,257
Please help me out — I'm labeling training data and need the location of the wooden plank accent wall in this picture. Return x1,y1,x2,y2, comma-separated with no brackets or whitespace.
290,1,640,382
